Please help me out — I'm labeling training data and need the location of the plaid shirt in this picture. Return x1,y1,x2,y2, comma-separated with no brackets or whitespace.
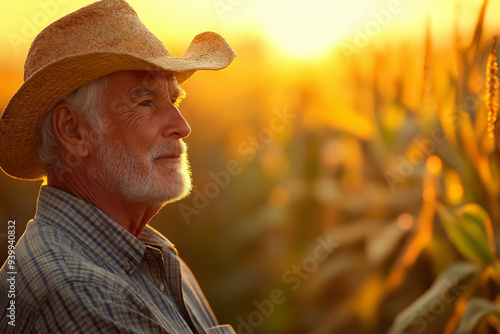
0,186,235,333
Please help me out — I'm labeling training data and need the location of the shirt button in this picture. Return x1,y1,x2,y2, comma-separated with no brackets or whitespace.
124,261,131,271
158,283,165,292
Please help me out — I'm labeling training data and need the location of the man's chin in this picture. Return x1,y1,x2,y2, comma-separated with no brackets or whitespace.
133,176,192,207
161,187,192,206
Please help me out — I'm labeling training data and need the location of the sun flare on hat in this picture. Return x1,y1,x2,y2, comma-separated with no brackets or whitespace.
0,0,236,181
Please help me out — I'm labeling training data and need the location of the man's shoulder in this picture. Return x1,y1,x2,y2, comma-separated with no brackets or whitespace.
16,219,97,273
1,219,124,307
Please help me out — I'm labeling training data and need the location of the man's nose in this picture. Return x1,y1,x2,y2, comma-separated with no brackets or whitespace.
160,105,191,139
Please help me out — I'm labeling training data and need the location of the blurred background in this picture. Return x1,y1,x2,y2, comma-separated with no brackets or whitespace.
2,0,500,333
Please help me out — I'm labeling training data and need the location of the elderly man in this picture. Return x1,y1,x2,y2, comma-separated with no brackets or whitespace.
0,0,236,333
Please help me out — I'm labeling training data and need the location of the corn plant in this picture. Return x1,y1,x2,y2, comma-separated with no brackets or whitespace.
389,0,500,333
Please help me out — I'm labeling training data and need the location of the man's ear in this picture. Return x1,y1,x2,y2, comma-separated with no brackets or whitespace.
51,103,93,159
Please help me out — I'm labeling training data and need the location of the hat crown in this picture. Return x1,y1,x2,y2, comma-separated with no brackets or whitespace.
24,0,169,81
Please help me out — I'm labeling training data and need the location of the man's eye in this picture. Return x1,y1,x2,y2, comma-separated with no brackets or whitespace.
139,100,152,107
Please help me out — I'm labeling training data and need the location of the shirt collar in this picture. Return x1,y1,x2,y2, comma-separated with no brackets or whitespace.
140,225,178,255
35,185,148,272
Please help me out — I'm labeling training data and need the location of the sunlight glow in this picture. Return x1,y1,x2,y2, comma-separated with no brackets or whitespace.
261,0,395,59
2,0,500,61
426,155,442,175
261,1,354,58
397,213,414,230
445,171,464,205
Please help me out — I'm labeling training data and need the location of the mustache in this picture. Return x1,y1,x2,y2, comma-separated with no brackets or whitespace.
148,140,187,161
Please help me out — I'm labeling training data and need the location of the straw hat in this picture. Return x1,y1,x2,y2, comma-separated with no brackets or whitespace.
0,0,236,181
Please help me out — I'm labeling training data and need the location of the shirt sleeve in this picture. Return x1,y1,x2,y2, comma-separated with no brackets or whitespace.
36,279,176,334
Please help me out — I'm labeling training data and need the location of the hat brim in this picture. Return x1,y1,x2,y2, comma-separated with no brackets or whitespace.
0,32,236,180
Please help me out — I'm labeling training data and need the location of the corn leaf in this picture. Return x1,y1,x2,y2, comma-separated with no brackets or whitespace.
454,298,500,334
437,203,497,268
467,0,488,65
388,262,480,334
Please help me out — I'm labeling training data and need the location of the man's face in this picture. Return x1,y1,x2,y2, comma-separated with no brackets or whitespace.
89,70,192,206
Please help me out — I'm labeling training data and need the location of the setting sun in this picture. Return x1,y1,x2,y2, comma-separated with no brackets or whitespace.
259,0,373,59
211,0,410,59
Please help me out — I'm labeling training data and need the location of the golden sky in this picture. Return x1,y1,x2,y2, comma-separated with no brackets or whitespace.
0,0,499,104
1,0,499,58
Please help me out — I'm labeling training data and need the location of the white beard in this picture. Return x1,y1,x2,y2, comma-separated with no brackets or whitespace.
91,138,192,207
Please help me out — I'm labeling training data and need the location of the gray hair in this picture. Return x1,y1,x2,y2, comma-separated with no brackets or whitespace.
38,75,108,170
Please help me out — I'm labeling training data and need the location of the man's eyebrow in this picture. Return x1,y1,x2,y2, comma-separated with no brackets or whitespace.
129,85,182,102
130,87,158,99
